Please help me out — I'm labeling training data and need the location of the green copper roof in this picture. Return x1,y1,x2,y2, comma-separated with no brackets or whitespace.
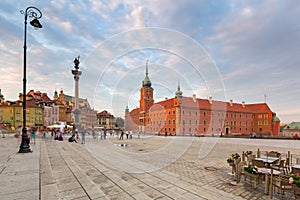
283,122,300,130
142,60,152,88
175,81,183,98
272,116,280,122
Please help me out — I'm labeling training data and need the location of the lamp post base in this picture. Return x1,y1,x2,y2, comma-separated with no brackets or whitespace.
18,129,32,153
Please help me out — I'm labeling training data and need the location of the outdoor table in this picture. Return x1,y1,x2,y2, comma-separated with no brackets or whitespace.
292,164,300,174
256,156,279,167
257,167,280,195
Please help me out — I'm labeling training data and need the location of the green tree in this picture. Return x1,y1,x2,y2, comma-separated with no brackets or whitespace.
115,117,124,128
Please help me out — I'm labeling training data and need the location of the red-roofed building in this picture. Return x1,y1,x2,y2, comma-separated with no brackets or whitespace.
125,64,280,136
97,110,116,129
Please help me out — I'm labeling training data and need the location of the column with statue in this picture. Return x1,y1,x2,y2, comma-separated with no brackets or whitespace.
71,56,82,134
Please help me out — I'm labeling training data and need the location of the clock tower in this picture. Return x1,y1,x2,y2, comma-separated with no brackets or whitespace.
140,60,154,111
139,61,154,132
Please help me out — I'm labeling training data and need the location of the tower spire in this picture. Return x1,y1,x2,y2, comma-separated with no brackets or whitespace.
175,80,183,99
146,60,149,76
142,60,152,88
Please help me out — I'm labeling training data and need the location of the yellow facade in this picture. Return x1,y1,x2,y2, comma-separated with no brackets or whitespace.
0,103,43,129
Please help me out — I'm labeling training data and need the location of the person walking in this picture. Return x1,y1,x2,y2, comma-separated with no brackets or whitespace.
126,131,129,139
119,130,124,140
92,129,96,142
31,127,36,145
103,129,107,140
81,130,86,144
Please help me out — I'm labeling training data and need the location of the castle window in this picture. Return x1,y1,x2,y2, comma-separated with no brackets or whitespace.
264,114,268,119
264,121,268,125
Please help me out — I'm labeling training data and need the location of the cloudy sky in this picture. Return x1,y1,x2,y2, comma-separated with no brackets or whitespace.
0,0,299,123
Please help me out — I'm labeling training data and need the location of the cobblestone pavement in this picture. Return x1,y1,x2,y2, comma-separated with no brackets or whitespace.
1,134,300,200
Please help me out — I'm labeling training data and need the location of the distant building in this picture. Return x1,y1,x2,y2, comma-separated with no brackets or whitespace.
282,122,300,138
0,97,43,129
97,110,116,130
27,90,59,127
56,89,97,129
125,63,280,136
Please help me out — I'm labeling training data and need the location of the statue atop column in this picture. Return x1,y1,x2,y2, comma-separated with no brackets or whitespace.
74,56,80,70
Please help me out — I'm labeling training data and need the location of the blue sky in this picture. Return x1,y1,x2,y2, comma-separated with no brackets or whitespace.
0,0,299,123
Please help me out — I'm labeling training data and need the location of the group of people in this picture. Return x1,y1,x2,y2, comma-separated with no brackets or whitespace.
52,128,64,141
119,130,139,140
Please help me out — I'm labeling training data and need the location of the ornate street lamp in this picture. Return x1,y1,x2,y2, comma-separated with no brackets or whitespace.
19,7,42,153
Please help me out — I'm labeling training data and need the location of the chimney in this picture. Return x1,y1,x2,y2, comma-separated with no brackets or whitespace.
192,94,196,102
208,96,212,104
242,101,245,108
229,99,233,107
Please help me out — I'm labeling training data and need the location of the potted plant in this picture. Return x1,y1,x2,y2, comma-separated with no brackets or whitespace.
232,153,240,160
244,165,257,174
290,173,300,187
290,173,300,197
227,157,234,166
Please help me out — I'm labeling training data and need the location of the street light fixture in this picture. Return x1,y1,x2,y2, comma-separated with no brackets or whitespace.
19,6,42,153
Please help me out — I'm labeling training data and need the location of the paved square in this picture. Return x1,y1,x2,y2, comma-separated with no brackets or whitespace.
1,134,300,199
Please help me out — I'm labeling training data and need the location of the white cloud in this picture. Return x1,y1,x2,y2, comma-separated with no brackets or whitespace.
241,7,253,17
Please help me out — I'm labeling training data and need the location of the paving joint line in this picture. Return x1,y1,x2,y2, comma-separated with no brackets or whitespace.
52,141,92,200
67,143,136,199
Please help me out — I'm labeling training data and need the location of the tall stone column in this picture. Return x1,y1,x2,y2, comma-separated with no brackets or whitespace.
71,56,82,132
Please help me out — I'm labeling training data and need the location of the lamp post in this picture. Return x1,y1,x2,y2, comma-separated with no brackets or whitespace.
19,7,42,153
